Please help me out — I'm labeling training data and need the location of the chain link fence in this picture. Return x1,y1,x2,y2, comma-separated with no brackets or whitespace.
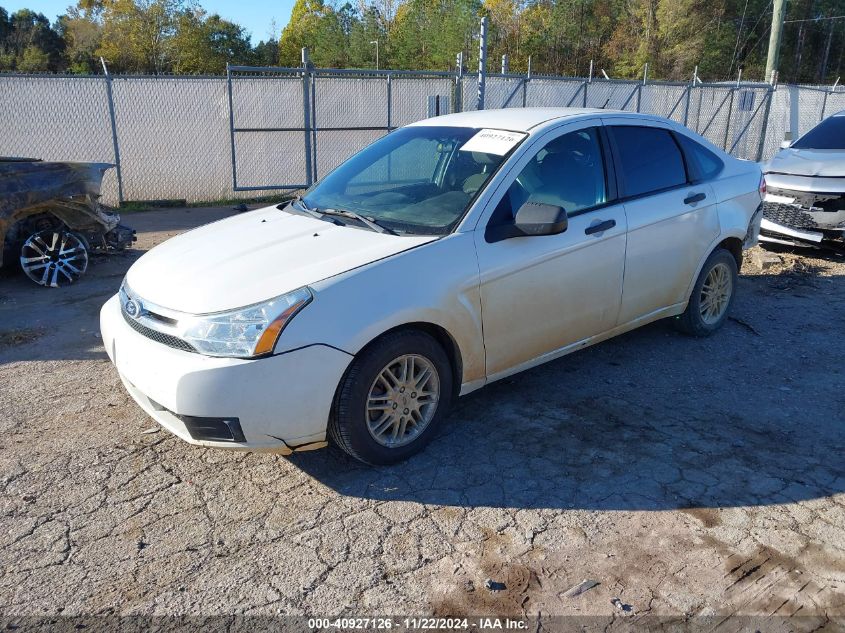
1,67,843,206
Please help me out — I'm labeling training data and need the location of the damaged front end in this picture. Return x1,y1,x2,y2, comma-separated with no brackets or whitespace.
0,158,136,286
761,184,845,251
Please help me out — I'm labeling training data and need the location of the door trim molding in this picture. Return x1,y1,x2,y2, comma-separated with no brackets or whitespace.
470,301,686,390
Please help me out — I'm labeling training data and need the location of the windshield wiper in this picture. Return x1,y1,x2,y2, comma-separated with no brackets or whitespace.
283,197,345,226
284,196,322,220
320,208,399,236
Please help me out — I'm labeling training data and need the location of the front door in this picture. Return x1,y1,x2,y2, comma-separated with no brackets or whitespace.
474,124,627,379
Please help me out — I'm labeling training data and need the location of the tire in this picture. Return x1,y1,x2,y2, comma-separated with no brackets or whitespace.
329,330,453,465
674,248,738,337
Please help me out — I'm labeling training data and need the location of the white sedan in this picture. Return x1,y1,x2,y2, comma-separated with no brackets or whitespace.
101,108,764,464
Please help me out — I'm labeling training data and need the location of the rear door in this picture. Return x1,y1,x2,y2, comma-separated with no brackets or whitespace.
604,119,720,324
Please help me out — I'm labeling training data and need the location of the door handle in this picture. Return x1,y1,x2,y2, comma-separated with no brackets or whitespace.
584,219,616,235
684,192,706,205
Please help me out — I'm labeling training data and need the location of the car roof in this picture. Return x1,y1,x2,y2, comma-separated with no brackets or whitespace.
408,107,648,133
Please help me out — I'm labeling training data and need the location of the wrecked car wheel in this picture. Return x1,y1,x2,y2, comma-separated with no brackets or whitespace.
329,330,452,465
20,229,89,287
675,248,737,337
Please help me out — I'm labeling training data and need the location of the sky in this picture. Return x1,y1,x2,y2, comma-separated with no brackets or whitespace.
1,0,296,43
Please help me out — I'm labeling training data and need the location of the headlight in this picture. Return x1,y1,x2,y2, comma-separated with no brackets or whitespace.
180,287,313,358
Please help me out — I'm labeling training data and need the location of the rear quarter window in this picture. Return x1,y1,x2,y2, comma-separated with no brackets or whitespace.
609,126,687,197
676,134,724,181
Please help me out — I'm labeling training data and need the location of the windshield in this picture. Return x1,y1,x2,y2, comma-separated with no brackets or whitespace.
302,126,523,235
792,115,845,150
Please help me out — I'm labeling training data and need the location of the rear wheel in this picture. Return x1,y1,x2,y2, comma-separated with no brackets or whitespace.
675,248,737,336
330,330,453,465
20,229,89,287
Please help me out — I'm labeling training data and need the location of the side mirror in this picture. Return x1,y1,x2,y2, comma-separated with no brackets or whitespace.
487,201,568,242
780,140,792,149
513,201,568,236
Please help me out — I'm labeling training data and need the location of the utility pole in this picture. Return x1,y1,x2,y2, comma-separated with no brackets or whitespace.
765,0,786,83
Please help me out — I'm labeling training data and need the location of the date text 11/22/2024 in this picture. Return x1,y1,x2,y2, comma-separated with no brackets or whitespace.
307,617,529,630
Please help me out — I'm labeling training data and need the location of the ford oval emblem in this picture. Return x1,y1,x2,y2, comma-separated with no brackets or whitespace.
124,299,140,318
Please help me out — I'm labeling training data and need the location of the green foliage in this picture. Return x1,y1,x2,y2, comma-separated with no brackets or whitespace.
0,7,65,71
0,0,842,81
278,0,348,66
389,0,481,70
170,9,254,73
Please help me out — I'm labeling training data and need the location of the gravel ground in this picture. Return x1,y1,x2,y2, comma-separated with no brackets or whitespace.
0,207,843,627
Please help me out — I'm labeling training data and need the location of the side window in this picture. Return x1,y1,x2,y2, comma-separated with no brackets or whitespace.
610,126,687,197
676,134,724,181
487,127,607,231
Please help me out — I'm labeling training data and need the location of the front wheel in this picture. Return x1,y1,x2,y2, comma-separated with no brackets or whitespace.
329,330,453,465
675,248,738,336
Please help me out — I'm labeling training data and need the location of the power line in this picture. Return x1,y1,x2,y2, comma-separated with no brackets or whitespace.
737,0,774,56
729,0,751,75
783,15,845,24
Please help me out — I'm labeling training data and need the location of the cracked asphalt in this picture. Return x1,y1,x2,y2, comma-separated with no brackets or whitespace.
0,207,843,627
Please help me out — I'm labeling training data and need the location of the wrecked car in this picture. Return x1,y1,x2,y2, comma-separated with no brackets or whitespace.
760,110,845,250
0,158,135,287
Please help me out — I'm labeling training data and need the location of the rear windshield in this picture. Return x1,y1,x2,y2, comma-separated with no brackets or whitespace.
792,116,845,150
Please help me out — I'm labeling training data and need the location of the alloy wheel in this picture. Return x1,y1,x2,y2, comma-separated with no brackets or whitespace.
365,353,440,448
20,230,88,287
699,262,732,325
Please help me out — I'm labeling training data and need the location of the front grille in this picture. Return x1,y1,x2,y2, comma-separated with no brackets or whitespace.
122,308,197,353
763,202,819,229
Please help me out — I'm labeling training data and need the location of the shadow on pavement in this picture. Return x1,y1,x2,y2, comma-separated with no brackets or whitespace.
291,270,845,511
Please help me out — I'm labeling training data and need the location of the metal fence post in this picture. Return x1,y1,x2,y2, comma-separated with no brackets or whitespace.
636,63,647,112
100,57,124,205
756,86,774,161
477,16,488,110
682,85,692,126
387,72,393,129
301,48,314,186
311,70,317,180
455,52,463,113
820,89,829,121
723,87,736,150
226,64,239,192
583,60,592,107
523,56,531,107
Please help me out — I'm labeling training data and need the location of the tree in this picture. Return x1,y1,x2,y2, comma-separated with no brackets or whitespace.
0,8,65,71
278,0,348,67
88,0,184,73
389,0,481,70
347,5,384,68
57,5,103,74
170,8,253,73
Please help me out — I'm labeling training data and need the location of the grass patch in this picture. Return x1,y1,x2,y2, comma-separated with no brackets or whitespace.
0,327,46,350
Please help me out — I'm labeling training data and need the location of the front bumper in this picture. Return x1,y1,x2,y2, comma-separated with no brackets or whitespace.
760,185,845,249
100,294,353,451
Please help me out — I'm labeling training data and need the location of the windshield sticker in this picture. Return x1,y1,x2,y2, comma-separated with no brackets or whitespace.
459,129,527,155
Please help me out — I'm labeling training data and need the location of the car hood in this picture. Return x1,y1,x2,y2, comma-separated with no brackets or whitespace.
764,148,845,178
125,205,437,314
